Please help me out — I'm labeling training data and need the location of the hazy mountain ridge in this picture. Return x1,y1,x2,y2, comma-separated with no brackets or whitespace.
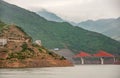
78,18,120,41
36,9,64,22
36,9,78,26
0,0,120,55
36,9,120,41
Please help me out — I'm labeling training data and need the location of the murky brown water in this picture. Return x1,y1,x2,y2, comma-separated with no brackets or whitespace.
0,65,120,78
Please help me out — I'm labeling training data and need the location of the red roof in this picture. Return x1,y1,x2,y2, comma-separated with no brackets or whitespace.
93,50,114,57
74,51,92,58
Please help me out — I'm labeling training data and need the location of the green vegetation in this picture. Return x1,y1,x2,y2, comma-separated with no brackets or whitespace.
0,0,120,55
21,43,28,52
0,20,5,31
7,50,34,60
0,58,5,60
60,56,66,60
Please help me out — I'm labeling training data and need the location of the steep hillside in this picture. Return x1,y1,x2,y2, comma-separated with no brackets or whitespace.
0,20,6,30
0,0,120,55
0,24,72,68
78,18,120,41
36,9,64,22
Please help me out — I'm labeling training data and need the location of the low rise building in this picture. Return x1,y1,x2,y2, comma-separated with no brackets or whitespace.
0,39,7,46
35,40,42,46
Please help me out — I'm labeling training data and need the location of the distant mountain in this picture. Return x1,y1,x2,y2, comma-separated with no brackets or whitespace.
0,0,120,55
36,9,64,22
78,18,120,41
36,9,78,26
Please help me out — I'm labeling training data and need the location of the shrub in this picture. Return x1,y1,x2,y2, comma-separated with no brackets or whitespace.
28,48,34,52
0,58,4,60
60,56,66,60
21,43,27,52
32,43,39,47
38,48,42,52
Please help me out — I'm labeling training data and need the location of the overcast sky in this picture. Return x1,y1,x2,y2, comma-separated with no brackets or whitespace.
4,0,120,22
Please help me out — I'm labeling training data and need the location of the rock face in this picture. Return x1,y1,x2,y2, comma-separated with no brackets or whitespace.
0,25,73,68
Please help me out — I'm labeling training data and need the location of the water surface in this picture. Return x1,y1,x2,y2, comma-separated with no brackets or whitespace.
0,65,120,78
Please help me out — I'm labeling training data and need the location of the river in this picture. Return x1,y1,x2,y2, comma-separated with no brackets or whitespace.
0,65,120,78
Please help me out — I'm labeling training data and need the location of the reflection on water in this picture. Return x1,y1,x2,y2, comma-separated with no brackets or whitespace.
0,65,120,78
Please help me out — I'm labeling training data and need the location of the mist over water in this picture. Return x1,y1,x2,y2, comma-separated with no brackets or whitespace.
0,65,120,78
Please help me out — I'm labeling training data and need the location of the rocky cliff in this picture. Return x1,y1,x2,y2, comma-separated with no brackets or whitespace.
0,25,73,68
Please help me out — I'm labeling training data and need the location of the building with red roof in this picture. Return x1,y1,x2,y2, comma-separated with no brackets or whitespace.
93,50,114,57
73,50,116,64
74,51,92,58
74,51,92,64
94,50,115,64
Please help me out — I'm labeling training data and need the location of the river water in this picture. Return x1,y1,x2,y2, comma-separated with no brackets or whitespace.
0,65,120,78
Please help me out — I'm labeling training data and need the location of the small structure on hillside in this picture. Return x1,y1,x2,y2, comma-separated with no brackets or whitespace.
54,48,59,51
0,39,7,47
93,50,115,64
35,40,42,46
74,51,92,64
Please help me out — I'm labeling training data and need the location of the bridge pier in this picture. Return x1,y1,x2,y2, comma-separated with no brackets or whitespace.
81,57,84,64
100,57,104,64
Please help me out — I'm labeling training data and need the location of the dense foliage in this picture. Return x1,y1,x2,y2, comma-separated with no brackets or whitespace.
0,20,5,30
0,0,120,54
